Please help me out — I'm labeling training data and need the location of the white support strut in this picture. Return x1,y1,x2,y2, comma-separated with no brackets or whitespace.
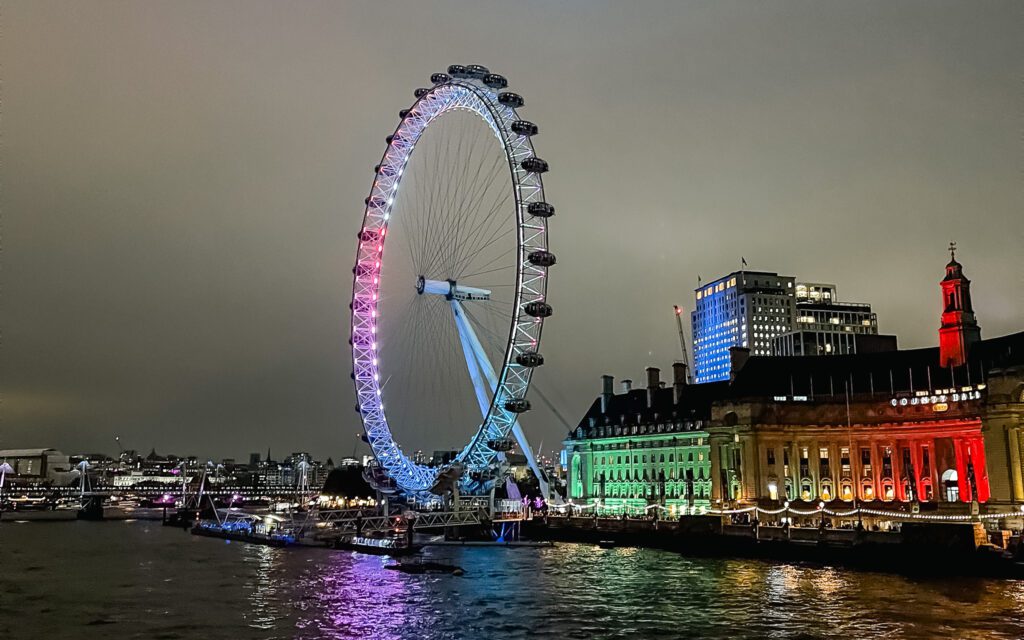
450,299,551,501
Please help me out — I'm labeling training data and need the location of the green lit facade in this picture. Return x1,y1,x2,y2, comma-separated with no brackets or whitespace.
562,368,719,515
564,430,712,515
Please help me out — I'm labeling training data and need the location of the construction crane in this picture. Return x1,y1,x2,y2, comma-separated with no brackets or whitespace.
673,305,693,384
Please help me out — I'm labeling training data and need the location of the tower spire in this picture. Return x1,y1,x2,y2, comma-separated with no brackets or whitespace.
938,244,980,368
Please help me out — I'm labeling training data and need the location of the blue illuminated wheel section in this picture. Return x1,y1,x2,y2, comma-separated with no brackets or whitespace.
350,65,554,496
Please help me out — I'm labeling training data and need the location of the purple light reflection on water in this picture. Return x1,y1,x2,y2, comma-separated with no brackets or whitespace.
6,523,1024,639
317,553,417,640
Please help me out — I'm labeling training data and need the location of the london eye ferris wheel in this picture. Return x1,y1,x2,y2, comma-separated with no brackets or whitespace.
350,65,556,499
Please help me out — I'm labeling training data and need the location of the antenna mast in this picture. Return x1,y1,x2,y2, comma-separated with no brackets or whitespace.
673,305,693,384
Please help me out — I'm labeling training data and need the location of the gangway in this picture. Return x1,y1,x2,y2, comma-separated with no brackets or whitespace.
201,498,530,547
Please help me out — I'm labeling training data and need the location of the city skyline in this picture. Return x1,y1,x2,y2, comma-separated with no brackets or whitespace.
3,1,1022,459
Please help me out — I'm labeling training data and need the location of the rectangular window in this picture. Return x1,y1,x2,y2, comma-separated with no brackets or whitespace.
766,448,776,465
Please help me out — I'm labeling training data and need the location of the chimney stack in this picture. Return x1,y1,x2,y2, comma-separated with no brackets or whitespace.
621,379,633,393
672,361,688,404
645,367,661,408
729,347,751,382
601,375,614,414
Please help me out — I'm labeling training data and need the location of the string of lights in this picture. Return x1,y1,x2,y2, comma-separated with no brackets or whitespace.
550,499,1024,523
706,503,1024,522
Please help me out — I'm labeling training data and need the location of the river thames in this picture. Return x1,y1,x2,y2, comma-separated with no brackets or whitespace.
2,521,1024,639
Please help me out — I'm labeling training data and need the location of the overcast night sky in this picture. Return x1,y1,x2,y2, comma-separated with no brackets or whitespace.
2,1,1022,461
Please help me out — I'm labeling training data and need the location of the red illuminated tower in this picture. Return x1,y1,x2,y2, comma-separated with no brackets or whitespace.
938,242,981,368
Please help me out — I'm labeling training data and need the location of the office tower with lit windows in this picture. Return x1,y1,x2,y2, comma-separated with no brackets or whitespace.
773,283,894,356
691,271,796,383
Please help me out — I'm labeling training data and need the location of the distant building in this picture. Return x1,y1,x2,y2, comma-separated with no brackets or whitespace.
692,270,796,383
774,282,896,356
0,448,73,483
505,452,531,482
692,271,895,382
431,450,460,466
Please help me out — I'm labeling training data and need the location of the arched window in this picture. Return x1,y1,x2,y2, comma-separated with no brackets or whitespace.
819,479,833,502
861,479,874,501
942,469,959,502
881,480,895,502
800,480,813,501
840,481,853,502
902,479,914,502
919,477,934,502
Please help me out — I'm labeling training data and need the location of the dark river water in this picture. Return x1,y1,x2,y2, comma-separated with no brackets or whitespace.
2,520,1024,639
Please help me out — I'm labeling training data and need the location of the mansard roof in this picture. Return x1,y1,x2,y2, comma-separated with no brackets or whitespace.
574,382,729,433
570,331,1024,438
729,330,1024,400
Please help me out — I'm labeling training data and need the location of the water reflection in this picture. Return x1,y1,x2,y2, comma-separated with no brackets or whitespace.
3,524,1024,639
245,544,286,630
304,552,418,640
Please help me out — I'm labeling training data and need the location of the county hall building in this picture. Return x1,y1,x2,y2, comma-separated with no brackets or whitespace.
564,252,1024,523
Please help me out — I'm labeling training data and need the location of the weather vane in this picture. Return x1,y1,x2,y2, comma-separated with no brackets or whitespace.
949,241,957,261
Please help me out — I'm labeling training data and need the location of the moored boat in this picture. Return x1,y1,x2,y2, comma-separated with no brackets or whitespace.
385,560,464,575
334,533,421,556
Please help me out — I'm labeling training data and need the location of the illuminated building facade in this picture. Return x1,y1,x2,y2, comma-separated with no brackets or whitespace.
575,252,1024,522
708,254,1022,517
707,333,1024,511
692,271,796,383
563,365,719,514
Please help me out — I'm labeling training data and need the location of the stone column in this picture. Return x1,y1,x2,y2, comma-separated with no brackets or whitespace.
848,438,859,502
954,438,971,503
871,442,882,502
893,440,907,502
1009,429,1024,502
710,439,723,502
910,440,924,502
790,441,800,500
971,437,991,503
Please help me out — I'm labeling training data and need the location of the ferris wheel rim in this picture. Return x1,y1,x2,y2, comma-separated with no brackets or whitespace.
350,69,552,495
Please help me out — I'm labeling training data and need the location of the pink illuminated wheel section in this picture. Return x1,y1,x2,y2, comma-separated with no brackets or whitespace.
350,65,555,497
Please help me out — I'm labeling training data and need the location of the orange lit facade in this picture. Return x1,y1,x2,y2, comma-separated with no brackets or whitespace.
708,394,994,509
707,251,1021,516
